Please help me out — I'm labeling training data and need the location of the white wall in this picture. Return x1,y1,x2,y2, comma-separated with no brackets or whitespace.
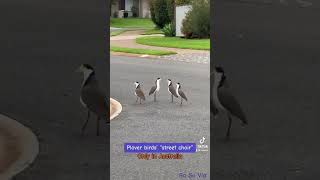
125,0,133,11
175,5,191,37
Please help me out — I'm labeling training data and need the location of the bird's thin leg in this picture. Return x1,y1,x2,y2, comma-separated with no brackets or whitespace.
81,110,90,135
171,94,173,103
154,92,156,102
96,116,100,136
140,98,141,104
226,114,233,140
136,97,138,103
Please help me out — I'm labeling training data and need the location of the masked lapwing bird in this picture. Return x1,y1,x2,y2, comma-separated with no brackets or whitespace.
149,78,161,102
77,64,108,136
167,79,178,103
212,66,248,139
134,82,145,104
176,83,188,105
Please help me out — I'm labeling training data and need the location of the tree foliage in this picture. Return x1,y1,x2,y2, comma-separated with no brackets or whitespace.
181,0,210,38
150,0,174,29
175,0,192,6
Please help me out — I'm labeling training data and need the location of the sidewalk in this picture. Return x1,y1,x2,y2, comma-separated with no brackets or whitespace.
110,30,208,54
110,30,210,64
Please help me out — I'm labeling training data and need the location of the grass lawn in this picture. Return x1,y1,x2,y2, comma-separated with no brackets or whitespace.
110,29,126,36
136,36,210,50
110,18,155,29
110,46,176,56
141,28,163,35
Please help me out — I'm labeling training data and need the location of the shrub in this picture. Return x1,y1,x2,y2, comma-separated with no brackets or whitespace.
150,1,156,24
150,0,173,29
113,11,118,18
175,0,192,6
167,0,175,23
181,0,210,38
162,23,176,37
181,12,193,38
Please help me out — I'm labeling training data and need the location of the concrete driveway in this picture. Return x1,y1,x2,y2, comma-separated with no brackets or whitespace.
110,55,210,179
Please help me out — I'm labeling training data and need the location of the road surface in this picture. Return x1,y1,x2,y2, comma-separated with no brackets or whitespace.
110,55,210,180
213,0,320,179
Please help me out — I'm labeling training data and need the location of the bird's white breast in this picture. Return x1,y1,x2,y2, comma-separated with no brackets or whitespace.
212,90,224,111
156,80,160,92
176,87,180,97
212,73,225,111
82,69,93,87
80,96,87,108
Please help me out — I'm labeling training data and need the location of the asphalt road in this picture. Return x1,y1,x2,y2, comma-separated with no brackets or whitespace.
213,0,320,179
110,56,210,180
0,0,108,179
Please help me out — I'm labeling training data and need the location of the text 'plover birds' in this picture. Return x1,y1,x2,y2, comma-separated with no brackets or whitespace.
77,64,108,136
134,82,145,104
167,79,178,103
176,83,188,106
212,66,248,140
149,78,161,102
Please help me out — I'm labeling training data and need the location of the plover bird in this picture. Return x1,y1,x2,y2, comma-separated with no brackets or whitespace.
149,78,161,102
134,82,145,104
212,66,248,139
176,83,188,105
167,79,178,102
77,64,108,136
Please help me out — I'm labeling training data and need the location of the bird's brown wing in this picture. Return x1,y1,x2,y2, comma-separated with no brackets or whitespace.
149,86,156,95
178,90,188,101
169,86,178,97
81,85,108,118
136,89,145,100
218,86,247,124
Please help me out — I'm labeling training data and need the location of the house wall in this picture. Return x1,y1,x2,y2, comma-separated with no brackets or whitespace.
111,0,150,18
111,2,119,17
141,0,150,18
125,0,134,11
176,5,191,36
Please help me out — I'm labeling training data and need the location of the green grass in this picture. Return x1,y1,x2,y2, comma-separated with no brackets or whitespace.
141,28,163,35
110,29,126,36
136,36,210,50
110,46,176,56
110,18,155,29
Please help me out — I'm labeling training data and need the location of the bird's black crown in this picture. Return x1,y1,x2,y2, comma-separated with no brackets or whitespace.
215,66,226,87
83,64,94,70
215,66,224,73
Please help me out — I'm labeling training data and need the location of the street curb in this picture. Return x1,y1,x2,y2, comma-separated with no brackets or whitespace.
111,51,160,58
110,98,122,120
0,114,39,180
